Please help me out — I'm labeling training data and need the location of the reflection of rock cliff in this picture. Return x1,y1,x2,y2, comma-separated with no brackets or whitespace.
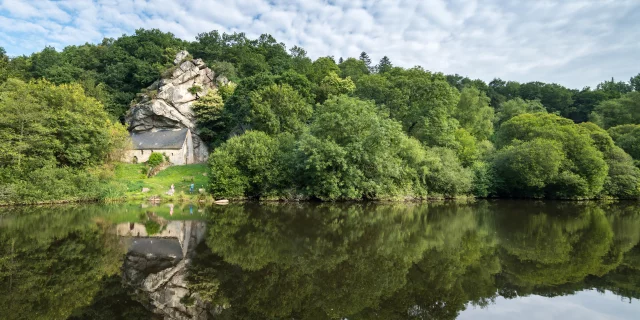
120,220,210,319
125,50,224,163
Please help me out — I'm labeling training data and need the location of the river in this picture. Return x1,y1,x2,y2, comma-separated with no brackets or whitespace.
0,200,639,319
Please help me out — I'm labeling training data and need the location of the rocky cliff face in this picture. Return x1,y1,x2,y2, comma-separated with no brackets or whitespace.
126,50,222,163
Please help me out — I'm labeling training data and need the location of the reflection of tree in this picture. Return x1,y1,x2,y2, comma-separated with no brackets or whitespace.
197,202,434,319
354,203,500,320
67,275,154,320
0,207,131,320
494,202,640,296
191,202,502,319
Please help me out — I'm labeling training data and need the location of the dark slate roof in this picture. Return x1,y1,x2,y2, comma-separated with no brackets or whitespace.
130,129,188,150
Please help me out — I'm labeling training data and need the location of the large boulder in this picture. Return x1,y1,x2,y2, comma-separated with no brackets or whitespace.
126,51,216,163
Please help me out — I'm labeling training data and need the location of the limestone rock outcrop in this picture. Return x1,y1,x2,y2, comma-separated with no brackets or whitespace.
126,50,220,163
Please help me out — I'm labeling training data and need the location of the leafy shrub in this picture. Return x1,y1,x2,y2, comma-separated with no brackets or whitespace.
188,85,202,95
147,152,164,167
492,113,608,199
144,220,162,235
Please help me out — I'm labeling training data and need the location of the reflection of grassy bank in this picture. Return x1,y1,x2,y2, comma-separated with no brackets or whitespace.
112,163,212,203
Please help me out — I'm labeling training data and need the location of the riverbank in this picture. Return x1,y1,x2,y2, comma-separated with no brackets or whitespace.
112,163,211,202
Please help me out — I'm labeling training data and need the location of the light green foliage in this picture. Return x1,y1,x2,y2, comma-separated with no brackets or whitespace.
495,97,546,125
210,60,237,80
590,92,640,128
355,68,461,147
580,123,640,198
188,85,202,94
454,86,494,140
223,72,313,134
300,96,427,200
315,71,356,103
208,96,471,200
493,113,609,199
454,128,478,166
338,57,369,81
192,90,227,145
147,152,164,167
493,139,565,197
307,56,340,84
249,84,312,135
426,147,474,197
0,79,128,204
608,124,640,162
208,131,286,198
217,82,236,101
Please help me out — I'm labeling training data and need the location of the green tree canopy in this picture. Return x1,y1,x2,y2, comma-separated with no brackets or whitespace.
493,113,608,199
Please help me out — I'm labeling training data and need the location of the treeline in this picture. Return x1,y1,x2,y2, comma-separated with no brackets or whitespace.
1,29,640,201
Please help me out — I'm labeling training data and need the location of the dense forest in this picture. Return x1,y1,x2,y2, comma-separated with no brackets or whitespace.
1,28,640,203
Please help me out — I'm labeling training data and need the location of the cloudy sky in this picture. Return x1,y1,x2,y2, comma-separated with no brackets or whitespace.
1,0,639,89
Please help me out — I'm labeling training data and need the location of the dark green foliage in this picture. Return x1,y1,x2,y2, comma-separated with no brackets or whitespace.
147,152,164,167
591,92,640,129
492,113,608,199
192,90,228,146
339,57,369,81
608,124,640,162
249,84,312,135
208,96,471,200
4,29,640,201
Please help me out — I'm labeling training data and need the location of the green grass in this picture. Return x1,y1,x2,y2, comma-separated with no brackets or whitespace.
113,163,210,202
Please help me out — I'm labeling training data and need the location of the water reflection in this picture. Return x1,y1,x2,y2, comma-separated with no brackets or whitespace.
0,201,639,319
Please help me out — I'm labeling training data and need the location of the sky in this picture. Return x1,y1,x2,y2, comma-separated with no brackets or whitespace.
458,289,640,320
1,0,639,89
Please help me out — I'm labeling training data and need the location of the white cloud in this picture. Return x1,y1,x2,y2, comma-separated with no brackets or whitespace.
0,0,639,88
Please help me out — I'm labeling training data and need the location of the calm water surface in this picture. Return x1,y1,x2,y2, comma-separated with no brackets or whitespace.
1,201,639,319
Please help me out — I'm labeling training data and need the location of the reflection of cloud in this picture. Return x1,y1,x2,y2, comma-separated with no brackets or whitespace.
1,0,640,88
459,289,640,320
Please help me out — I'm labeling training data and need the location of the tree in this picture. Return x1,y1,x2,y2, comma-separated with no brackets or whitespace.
579,122,640,199
590,92,640,129
289,46,312,75
0,47,8,83
493,113,608,199
249,84,312,135
376,56,392,74
355,68,461,147
359,51,372,71
493,138,565,198
608,124,640,162
597,77,632,99
495,98,546,125
314,71,355,103
0,79,127,203
570,87,608,123
307,57,340,84
338,58,369,81
207,131,289,199
453,87,494,140
192,90,227,145
630,73,640,92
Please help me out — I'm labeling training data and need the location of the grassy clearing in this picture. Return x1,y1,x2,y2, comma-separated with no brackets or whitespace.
114,163,212,202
